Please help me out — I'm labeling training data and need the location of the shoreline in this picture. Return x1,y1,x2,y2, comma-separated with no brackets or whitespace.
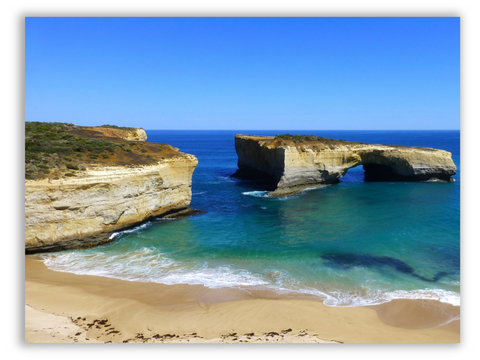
25,257,459,343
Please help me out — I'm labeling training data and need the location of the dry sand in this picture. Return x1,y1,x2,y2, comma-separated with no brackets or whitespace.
25,256,460,344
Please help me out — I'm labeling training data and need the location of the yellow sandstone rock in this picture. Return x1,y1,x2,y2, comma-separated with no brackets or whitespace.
25,124,197,253
25,156,197,253
81,126,147,141
233,134,456,196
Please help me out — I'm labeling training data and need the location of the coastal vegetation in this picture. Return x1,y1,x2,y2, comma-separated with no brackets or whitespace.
100,124,137,130
25,121,177,180
275,134,364,145
272,134,438,152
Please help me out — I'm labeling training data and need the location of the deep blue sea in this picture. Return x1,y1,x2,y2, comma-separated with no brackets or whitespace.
39,130,460,307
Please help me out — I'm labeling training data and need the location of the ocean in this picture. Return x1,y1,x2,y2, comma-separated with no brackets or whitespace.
37,130,460,308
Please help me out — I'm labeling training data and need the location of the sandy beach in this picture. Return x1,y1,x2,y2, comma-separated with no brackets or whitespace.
25,256,459,344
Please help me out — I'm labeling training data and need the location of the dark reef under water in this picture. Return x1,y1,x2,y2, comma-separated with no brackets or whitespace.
320,253,451,283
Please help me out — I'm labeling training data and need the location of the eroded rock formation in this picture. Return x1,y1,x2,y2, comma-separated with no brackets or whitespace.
233,134,457,196
25,124,197,253
80,126,147,142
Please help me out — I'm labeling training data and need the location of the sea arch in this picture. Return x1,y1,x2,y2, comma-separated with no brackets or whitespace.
233,135,457,196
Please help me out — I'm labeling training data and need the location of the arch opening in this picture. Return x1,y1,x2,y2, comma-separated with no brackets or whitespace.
338,163,365,184
339,163,414,183
363,163,409,182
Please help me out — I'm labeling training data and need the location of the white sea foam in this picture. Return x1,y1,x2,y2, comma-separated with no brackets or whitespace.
157,266,270,288
40,252,460,308
299,186,326,193
242,191,269,198
318,288,460,307
384,289,460,306
108,222,152,240
41,251,269,289
41,247,178,281
242,185,328,200
121,222,150,233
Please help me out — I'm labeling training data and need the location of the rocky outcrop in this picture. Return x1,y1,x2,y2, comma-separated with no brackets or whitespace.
233,134,457,196
25,125,197,254
81,126,147,142
25,156,197,253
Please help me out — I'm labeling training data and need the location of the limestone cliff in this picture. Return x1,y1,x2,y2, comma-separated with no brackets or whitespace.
25,123,197,253
233,134,457,196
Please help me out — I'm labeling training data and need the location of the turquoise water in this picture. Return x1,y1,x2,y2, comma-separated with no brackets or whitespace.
39,130,460,307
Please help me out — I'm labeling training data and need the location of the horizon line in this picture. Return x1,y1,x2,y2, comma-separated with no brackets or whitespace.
142,129,460,131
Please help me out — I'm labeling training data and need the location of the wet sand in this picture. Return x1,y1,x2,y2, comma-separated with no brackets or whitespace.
25,257,459,343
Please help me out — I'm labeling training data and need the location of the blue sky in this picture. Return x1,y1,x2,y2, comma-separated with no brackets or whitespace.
25,17,459,130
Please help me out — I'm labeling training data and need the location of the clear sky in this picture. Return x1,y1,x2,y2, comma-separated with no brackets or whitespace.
25,17,459,130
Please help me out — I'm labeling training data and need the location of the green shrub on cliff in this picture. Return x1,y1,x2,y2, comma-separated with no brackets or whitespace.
25,122,125,180
66,163,79,170
25,122,116,157
100,124,137,130
25,121,175,180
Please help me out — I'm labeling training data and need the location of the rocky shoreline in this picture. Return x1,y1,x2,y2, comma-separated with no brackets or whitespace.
25,129,457,251
233,134,457,196
25,124,198,253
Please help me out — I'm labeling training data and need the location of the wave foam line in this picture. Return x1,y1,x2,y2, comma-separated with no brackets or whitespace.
40,253,460,308
309,288,460,307
242,191,269,198
109,222,152,240
40,252,269,289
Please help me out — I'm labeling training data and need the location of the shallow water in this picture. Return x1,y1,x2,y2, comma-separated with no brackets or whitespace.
38,130,460,307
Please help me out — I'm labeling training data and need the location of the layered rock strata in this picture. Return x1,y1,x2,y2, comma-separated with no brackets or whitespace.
25,126,197,253
233,135,457,196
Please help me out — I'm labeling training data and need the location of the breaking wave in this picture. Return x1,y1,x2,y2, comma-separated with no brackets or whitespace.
39,251,460,308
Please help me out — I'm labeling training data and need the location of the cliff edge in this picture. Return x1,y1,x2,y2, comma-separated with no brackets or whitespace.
25,122,198,253
80,125,147,142
233,134,457,196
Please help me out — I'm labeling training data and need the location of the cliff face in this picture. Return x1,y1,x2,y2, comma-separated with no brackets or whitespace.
234,135,457,196
25,123,197,253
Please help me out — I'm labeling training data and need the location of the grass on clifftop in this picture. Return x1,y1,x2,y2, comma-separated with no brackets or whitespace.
275,134,364,145
273,134,434,151
99,124,138,130
25,122,177,180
